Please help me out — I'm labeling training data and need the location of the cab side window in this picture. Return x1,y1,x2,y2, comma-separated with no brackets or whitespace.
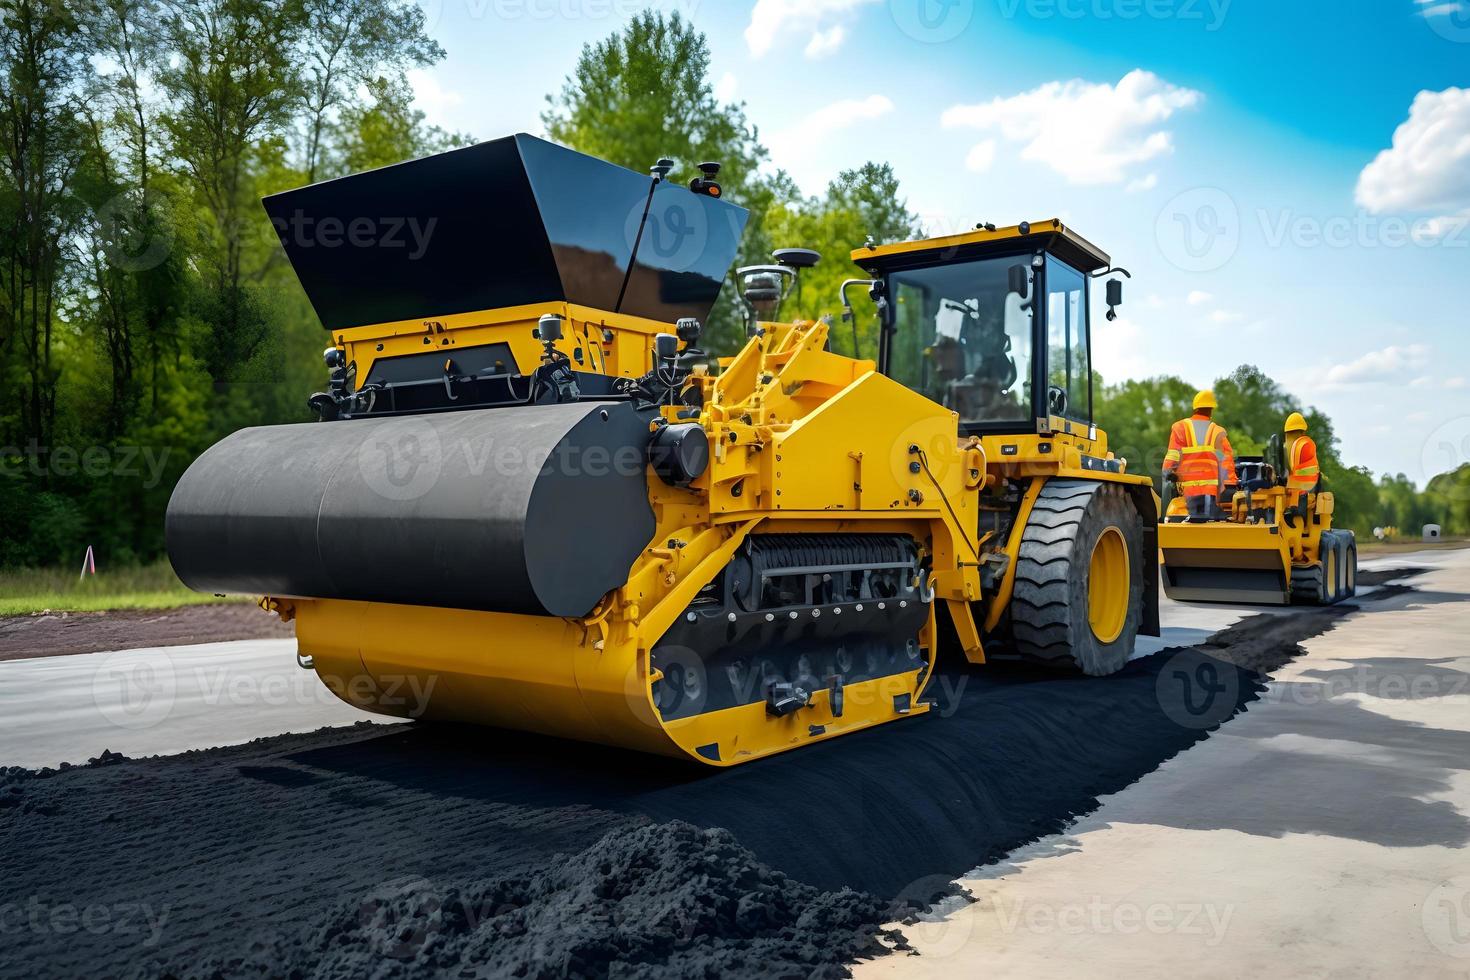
1044,257,1090,424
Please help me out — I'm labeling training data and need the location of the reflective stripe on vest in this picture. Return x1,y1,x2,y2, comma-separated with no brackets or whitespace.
1176,418,1226,493
1288,436,1318,491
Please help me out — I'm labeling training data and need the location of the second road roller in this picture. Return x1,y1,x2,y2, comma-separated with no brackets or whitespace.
167,134,1159,766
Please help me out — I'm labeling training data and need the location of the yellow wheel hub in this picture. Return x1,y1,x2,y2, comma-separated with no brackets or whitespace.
1088,526,1130,644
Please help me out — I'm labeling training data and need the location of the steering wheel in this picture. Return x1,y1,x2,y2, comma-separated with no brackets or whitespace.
1047,385,1068,417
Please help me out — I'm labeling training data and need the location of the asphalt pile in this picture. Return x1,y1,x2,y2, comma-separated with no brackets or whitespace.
177,821,917,980
0,571,1416,979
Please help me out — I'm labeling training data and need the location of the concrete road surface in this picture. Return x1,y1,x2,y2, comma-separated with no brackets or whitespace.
0,639,397,769
859,547,1470,978
0,552,1424,771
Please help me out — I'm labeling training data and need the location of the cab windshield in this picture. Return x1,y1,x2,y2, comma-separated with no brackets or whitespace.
885,256,1032,425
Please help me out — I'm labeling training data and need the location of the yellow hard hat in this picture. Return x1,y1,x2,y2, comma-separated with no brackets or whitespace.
1193,390,1217,412
1285,411,1308,433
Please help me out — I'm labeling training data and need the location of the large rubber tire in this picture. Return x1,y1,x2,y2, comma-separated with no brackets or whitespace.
1343,537,1357,599
1322,535,1341,605
1291,563,1326,604
1010,480,1146,676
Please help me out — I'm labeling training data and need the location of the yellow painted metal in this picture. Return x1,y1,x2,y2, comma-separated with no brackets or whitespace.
947,598,986,664
851,218,1110,271
1087,526,1130,643
328,301,680,391
1158,481,1347,604
983,477,1045,633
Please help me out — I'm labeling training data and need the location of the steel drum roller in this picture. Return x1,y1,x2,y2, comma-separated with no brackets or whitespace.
166,401,656,617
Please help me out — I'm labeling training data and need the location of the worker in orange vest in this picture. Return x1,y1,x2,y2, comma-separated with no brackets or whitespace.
1284,412,1319,506
1163,390,1238,519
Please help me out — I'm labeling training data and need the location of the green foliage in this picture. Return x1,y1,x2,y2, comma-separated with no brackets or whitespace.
1425,465,1470,535
0,0,442,573
763,163,923,358
1095,374,1196,479
542,9,770,353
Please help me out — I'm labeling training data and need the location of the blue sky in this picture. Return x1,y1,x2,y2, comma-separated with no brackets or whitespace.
404,0,1470,485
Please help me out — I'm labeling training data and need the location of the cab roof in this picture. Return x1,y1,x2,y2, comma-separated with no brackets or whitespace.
850,219,1111,275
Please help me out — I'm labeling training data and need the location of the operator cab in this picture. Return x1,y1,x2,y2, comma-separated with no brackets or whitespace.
853,219,1121,438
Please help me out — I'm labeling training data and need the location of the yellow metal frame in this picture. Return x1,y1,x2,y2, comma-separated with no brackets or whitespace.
1159,483,1343,604
851,218,1110,270
330,301,680,390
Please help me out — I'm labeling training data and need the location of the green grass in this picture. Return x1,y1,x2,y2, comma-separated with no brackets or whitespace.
0,561,247,616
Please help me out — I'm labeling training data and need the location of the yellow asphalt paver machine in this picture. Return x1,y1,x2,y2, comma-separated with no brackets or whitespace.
1159,440,1357,605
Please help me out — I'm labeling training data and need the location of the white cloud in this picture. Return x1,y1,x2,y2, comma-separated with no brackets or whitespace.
804,25,845,58
964,139,996,173
1209,309,1243,324
941,69,1202,185
1126,173,1158,193
713,71,739,104
766,95,895,184
407,69,463,129
1355,88,1470,219
1446,377,1468,389
745,0,877,58
780,95,893,141
1186,290,1212,306
1419,1,1470,18
1323,343,1431,386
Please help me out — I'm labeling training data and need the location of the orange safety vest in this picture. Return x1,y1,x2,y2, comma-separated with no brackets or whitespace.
1164,414,1237,497
1287,435,1319,495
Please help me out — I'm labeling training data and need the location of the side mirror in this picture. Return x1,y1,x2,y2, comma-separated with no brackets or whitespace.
1007,263,1029,298
1105,278,1123,321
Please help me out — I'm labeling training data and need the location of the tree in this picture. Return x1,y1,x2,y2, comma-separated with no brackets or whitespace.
158,0,306,382
0,0,91,450
297,0,442,182
542,9,768,352
763,163,923,358
332,75,469,175
1095,375,1197,481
